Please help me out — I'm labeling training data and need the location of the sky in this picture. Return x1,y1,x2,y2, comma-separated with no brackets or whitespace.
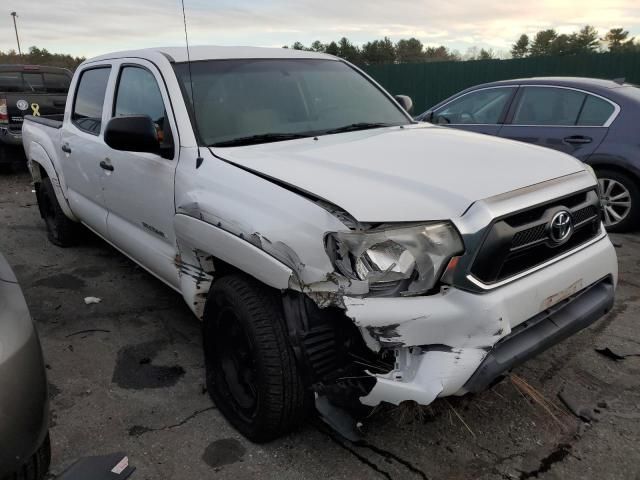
2,0,639,58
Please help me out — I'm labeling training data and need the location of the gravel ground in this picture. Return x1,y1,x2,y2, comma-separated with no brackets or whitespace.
1,162,639,480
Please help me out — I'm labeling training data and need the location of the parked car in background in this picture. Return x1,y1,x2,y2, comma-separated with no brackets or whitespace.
22,47,617,442
417,77,640,232
0,253,50,480
0,65,72,168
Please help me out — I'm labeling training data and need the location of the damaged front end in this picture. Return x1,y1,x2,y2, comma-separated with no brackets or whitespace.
280,175,617,428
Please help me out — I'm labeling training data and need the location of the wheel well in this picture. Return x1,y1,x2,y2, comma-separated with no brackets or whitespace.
592,163,640,184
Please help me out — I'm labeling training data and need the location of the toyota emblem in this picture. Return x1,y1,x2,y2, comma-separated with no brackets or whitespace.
549,211,573,244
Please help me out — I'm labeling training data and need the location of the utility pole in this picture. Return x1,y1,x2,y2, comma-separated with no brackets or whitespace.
10,12,22,56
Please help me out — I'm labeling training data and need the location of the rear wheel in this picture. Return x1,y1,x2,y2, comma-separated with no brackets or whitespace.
596,169,640,233
203,274,305,443
37,177,79,247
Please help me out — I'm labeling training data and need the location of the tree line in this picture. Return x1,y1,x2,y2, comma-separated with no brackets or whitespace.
287,26,639,65
511,27,639,58
0,26,637,70
0,46,85,70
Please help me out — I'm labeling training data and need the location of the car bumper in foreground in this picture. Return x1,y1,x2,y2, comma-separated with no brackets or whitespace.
0,265,49,477
343,234,617,407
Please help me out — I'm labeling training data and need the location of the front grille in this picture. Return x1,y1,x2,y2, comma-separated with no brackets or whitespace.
470,189,601,284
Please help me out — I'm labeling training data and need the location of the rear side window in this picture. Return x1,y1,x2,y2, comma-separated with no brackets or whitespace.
513,87,585,126
577,95,615,126
72,67,111,135
43,73,71,93
0,72,23,92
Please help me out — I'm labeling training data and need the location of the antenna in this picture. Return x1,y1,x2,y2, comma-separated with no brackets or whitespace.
181,0,204,168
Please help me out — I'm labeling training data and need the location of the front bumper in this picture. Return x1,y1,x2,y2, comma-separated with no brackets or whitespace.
343,234,617,407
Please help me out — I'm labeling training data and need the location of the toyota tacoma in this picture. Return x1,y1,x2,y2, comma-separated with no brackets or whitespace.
22,46,617,442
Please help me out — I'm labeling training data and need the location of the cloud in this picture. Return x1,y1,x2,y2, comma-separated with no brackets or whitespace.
1,0,638,57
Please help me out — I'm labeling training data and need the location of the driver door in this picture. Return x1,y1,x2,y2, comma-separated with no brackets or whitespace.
430,86,517,136
101,60,181,289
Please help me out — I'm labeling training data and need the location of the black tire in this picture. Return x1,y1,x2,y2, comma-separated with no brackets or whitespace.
37,177,79,247
203,274,305,443
596,168,640,233
2,433,51,480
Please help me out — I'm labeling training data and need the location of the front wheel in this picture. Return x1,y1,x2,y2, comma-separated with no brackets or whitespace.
203,274,306,443
596,169,640,233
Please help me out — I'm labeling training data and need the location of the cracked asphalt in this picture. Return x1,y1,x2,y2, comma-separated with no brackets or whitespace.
2,162,640,480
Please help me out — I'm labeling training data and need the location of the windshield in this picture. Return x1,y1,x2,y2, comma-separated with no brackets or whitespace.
173,59,410,147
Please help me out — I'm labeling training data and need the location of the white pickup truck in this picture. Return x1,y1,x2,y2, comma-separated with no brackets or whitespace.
22,46,617,442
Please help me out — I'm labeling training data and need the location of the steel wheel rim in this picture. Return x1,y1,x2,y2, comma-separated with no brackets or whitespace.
598,177,632,227
215,306,259,418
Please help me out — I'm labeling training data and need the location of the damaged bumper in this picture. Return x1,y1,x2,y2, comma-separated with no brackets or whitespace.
344,234,617,407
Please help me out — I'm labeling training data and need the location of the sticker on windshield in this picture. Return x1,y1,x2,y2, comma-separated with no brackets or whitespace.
16,99,29,111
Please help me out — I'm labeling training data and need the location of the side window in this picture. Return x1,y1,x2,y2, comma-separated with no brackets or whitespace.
577,95,615,126
114,66,173,158
43,73,71,94
433,88,513,125
72,67,111,135
512,87,585,126
0,72,22,92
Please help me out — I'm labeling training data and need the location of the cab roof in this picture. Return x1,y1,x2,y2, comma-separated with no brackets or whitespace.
85,46,336,65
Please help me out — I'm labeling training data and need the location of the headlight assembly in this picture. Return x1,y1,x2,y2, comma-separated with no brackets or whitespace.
325,223,464,296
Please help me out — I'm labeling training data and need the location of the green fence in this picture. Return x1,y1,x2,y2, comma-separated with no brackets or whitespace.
363,52,640,114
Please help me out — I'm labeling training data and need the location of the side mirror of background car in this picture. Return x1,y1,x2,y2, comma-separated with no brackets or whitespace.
104,115,160,155
394,95,414,114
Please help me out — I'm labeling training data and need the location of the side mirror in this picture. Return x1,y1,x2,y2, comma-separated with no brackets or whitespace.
104,115,160,155
394,95,414,114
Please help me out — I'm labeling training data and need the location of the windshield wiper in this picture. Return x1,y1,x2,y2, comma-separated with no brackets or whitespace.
322,122,393,135
211,133,311,148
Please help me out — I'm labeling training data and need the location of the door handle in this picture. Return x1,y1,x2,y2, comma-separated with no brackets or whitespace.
61,143,72,154
563,135,592,145
99,160,114,172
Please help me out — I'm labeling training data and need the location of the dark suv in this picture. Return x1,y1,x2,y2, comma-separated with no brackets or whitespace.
0,65,72,167
417,77,640,232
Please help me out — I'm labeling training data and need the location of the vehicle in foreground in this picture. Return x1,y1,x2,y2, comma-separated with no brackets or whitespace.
0,253,50,480
22,47,617,442
0,65,71,168
416,77,640,232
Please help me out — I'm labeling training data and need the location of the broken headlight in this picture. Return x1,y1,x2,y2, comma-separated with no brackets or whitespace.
325,223,464,296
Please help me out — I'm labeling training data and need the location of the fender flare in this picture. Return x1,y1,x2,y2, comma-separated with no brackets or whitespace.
174,214,294,318
27,141,78,221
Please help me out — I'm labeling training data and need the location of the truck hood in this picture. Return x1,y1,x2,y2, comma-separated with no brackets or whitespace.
213,124,585,222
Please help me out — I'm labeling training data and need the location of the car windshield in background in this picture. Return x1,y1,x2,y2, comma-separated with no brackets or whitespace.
173,59,410,147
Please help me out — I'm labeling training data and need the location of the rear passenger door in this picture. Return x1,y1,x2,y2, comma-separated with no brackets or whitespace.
499,86,615,161
101,60,181,289
430,86,516,136
61,65,113,238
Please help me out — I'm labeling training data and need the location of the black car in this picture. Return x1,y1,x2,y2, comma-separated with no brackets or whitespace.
417,77,640,232
0,65,72,167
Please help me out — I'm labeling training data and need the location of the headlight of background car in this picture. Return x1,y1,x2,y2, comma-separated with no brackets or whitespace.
325,223,464,296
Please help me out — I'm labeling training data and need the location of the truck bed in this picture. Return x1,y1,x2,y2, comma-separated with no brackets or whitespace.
23,115,64,129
